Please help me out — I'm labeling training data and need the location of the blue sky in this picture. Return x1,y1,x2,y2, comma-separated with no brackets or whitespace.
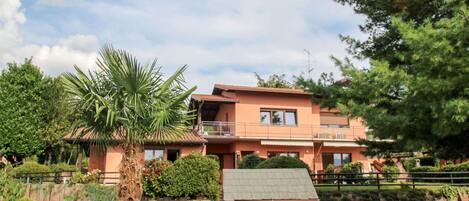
0,0,366,92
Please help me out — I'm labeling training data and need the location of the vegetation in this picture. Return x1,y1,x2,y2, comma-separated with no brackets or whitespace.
64,183,116,201
255,73,292,88
382,165,400,182
317,189,432,201
160,154,220,200
298,1,469,160
142,160,172,198
256,156,309,171
12,161,51,175
68,169,101,184
0,171,28,201
50,163,78,172
62,45,196,200
341,162,363,184
238,154,262,169
0,59,70,162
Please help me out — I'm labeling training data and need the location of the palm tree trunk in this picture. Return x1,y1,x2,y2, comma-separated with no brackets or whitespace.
117,143,143,201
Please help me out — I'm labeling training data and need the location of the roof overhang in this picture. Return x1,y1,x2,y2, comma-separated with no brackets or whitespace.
261,139,314,147
322,141,364,147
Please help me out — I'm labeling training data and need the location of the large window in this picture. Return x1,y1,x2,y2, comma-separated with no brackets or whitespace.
144,149,164,161
322,153,351,169
260,109,297,126
268,152,299,159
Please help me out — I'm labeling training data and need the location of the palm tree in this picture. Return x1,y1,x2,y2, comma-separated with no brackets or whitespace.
62,45,196,200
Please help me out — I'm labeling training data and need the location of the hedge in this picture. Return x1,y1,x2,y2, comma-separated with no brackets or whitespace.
256,156,309,172
341,162,363,184
159,154,220,200
12,161,51,176
382,165,400,182
142,160,172,198
50,163,78,172
238,154,262,169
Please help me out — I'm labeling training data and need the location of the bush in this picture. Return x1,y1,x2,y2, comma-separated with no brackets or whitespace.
50,163,78,172
440,184,457,200
12,161,51,175
410,166,439,182
160,154,220,199
69,169,101,184
206,155,219,162
142,160,172,198
238,154,262,169
403,158,417,171
341,162,363,184
256,156,309,172
0,171,26,201
382,165,400,182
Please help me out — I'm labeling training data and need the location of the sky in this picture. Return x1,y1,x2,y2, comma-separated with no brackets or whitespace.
0,0,367,93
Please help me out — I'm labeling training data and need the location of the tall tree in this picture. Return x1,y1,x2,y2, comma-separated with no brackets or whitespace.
255,73,292,88
0,59,68,161
62,45,196,200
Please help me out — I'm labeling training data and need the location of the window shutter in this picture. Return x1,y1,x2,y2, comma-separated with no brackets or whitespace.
320,112,349,125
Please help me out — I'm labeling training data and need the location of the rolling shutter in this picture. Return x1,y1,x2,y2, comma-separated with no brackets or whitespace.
320,112,349,125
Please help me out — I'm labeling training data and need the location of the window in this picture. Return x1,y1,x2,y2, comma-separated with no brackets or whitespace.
167,149,180,162
322,153,351,169
260,109,297,126
320,112,349,128
144,149,164,161
268,152,299,159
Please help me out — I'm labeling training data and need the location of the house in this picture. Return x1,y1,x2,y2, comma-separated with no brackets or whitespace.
191,84,371,172
65,83,372,178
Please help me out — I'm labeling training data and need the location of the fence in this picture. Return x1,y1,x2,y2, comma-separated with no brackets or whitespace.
311,171,469,191
14,171,120,184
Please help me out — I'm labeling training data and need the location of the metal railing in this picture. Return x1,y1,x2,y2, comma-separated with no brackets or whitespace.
198,121,367,140
14,171,120,184
311,171,469,191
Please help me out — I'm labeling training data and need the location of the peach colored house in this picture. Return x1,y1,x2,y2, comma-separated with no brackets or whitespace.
68,83,373,178
191,84,372,173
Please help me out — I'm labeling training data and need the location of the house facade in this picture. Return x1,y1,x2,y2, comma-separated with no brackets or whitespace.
191,84,372,173
69,84,373,178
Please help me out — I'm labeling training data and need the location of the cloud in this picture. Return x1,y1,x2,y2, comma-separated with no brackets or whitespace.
2,0,367,92
0,0,97,75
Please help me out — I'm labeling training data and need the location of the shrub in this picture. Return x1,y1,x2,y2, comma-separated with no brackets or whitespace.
160,154,219,199
142,160,172,198
410,166,439,172
238,154,262,169
0,171,26,201
403,158,417,171
50,163,78,172
382,165,400,182
440,184,457,200
410,166,439,182
69,169,101,184
12,161,51,175
341,162,363,184
256,156,309,172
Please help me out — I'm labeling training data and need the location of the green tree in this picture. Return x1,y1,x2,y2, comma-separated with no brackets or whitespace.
255,73,292,88
332,4,469,160
0,59,68,161
62,45,196,200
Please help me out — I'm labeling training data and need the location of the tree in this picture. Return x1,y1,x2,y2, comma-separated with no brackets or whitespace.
330,3,469,160
294,71,344,108
62,45,196,200
255,73,292,88
0,59,68,161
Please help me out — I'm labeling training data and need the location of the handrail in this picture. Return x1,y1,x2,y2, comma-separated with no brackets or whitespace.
198,121,367,140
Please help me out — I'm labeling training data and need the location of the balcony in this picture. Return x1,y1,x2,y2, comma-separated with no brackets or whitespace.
197,121,367,141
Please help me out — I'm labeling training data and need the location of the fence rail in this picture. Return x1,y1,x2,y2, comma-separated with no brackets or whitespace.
14,171,120,184
311,171,469,191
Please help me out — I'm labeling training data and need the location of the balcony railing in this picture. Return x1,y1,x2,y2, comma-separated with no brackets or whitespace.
198,121,367,140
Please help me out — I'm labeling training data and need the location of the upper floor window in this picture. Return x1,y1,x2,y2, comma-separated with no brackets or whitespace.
260,109,297,126
268,152,299,159
320,112,349,128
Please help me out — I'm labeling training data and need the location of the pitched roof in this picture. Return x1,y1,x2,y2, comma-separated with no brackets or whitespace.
213,84,311,95
63,129,206,144
191,94,237,102
223,169,319,201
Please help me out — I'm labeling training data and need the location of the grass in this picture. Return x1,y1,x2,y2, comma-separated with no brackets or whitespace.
314,182,469,192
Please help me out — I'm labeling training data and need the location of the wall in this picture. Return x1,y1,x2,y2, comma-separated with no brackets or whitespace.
215,103,236,122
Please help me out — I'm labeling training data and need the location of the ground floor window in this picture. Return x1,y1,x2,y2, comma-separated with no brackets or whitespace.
322,153,351,169
167,149,180,162
144,149,164,161
267,152,299,159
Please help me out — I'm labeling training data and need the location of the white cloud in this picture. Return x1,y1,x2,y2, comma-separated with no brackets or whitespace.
0,0,97,75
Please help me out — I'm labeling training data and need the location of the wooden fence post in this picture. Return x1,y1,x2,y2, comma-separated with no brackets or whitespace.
376,172,380,191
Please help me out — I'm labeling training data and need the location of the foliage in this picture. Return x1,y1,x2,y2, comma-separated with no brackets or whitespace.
382,165,400,182
256,156,310,172
205,154,219,162
341,162,363,184
65,183,116,201
142,160,172,198
12,161,51,175
255,73,292,88
69,169,101,184
409,166,439,173
294,72,345,108
159,154,220,200
304,2,469,160
0,59,70,160
50,163,78,172
317,189,431,201
440,184,457,200
238,154,262,169
0,171,29,201
403,158,417,171
403,156,438,171
62,45,196,200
